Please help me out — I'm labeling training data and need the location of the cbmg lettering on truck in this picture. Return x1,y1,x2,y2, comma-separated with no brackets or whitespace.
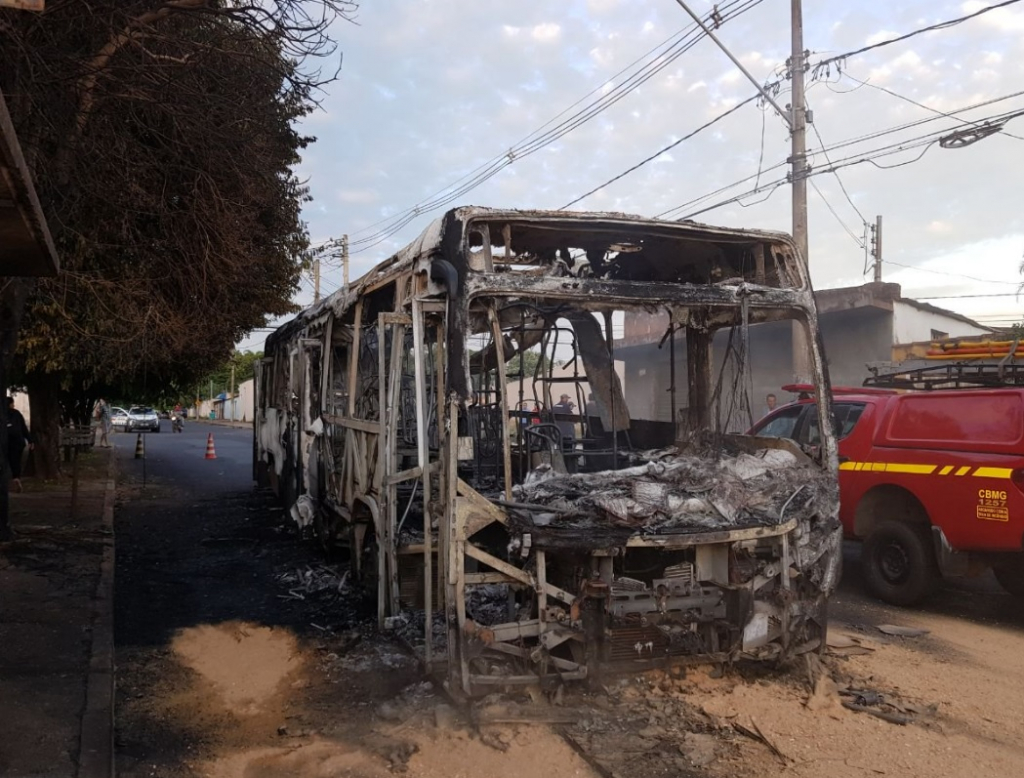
977,488,1009,522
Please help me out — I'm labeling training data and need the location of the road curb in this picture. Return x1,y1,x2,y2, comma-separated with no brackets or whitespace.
77,453,116,778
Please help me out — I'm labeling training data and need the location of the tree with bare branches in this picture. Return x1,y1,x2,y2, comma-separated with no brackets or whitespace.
0,1,357,478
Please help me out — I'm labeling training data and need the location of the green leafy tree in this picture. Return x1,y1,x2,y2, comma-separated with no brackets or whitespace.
0,1,357,477
199,351,263,400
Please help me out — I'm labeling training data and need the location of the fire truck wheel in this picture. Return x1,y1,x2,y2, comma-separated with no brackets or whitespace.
863,521,939,606
993,562,1024,597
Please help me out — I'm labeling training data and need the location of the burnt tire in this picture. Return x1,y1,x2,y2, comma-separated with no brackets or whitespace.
993,562,1024,597
863,521,939,606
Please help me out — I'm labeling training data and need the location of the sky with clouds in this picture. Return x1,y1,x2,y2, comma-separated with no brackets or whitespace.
240,0,1024,350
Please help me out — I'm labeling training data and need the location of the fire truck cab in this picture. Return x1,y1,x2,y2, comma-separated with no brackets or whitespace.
753,367,1024,606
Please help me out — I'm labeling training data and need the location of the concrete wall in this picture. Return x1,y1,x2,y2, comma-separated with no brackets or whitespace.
503,361,625,413
220,380,255,422
818,307,893,387
238,379,255,422
892,301,991,343
617,306,895,427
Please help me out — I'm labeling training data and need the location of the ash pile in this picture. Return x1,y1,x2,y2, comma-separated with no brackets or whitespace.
510,441,835,547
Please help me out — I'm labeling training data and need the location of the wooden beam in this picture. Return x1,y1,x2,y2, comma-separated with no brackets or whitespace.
322,413,380,434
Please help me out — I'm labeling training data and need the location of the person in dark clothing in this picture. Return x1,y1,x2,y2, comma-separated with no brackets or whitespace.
552,394,576,445
6,396,33,492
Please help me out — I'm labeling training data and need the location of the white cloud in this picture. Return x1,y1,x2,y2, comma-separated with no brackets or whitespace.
262,0,1024,345
865,29,900,46
591,47,615,68
531,23,562,43
962,1,1024,32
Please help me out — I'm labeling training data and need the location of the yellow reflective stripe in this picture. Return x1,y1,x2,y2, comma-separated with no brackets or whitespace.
972,467,1013,479
884,463,938,475
838,461,982,476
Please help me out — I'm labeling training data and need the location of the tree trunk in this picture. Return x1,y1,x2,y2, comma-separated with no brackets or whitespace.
24,371,62,480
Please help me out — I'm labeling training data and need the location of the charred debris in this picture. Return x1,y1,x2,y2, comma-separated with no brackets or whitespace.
256,207,842,695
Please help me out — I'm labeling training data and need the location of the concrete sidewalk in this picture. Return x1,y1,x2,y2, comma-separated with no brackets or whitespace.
190,417,252,431
0,448,115,778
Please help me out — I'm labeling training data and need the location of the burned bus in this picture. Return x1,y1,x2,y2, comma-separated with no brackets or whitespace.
256,206,841,695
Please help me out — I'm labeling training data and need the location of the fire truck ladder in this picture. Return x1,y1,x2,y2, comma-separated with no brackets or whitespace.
864,360,1024,391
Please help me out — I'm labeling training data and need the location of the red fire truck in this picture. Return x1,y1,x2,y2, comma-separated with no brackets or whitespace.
752,363,1024,605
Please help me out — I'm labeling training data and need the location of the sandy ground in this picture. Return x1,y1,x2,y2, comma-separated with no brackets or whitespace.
118,604,1024,778
563,608,1024,778
113,454,1024,778
124,620,599,778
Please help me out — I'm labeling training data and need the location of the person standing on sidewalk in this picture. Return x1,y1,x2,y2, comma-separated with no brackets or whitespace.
95,398,112,447
6,396,33,492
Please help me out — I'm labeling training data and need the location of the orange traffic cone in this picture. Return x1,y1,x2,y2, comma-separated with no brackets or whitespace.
204,433,217,460
134,433,145,459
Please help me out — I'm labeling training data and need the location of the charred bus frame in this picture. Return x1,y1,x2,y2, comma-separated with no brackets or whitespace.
256,207,841,696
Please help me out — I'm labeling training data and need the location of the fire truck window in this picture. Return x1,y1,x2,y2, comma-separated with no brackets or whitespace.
804,411,822,446
835,404,865,438
755,406,803,439
801,403,865,446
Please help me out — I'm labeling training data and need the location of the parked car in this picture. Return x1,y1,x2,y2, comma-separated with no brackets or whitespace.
110,407,129,430
751,384,1024,605
126,406,160,433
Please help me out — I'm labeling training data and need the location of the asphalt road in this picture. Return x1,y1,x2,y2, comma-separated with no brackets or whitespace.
108,420,1022,634
110,420,254,496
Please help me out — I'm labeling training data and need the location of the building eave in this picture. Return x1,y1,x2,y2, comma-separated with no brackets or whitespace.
0,90,59,277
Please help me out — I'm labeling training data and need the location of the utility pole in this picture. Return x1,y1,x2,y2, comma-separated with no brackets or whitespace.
674,0,812,382
871,215,883,282
789,0,812,383
342,233,349,291
230,363,236,421
313,257,321,303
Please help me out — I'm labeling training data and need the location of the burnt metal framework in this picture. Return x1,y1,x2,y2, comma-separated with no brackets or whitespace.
255,207,842,695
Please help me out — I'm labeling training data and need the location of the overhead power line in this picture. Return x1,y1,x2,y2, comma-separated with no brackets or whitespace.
913,293,1021,299
563,2,1024,213
331,0,1024,258
660,95,1024,220
885,260,1021,286
343,0,766,255
560,94,760,209
809,0,1023,78
810,179,864,249
837,71,1024,143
